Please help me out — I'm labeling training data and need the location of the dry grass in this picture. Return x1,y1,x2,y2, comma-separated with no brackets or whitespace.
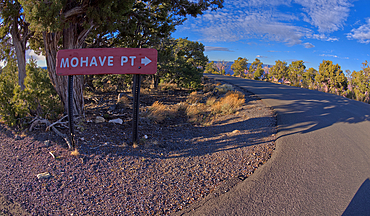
206,96,217,106
158,83,178,91
117,94,130,106
146,84,246,125
146,101,180,123
186,92,203,104
211,91,245,115
186,104,207,123
70,149,80,156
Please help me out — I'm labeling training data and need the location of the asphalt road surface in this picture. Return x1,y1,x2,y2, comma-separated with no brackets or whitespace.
182,74,370,215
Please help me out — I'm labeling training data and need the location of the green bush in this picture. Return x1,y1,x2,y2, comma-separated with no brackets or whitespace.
0,59,62,127
0,60,28,126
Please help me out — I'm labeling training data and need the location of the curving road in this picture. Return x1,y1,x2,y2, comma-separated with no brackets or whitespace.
182,74,370,215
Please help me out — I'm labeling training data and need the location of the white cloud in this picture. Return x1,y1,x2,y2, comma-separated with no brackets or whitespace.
205,46,233,52
295,0,353,33
26,50,45,62
319,53,349,59
195,10,311,46
303,42,315,48
256,55,268,58
347,18,370,44
180,0,353,46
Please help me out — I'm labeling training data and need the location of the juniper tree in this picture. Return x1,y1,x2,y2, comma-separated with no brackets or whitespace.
249,58,263,80
288,60,306,86
270,60,288,82
0,0,33,90
231,57,248,77
19,0,223,115
316,60,347,94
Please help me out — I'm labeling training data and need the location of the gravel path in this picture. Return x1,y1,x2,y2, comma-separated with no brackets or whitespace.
0,86,276,215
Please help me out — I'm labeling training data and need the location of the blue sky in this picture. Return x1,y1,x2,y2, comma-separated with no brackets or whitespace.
172,0,370,72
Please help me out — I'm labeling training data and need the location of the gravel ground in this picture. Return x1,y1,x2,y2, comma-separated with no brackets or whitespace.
0,83,277,215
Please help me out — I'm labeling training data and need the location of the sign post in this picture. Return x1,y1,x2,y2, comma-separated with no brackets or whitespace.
56,48,157,147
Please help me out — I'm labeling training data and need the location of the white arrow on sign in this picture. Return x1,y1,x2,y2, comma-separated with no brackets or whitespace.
141,56,152,66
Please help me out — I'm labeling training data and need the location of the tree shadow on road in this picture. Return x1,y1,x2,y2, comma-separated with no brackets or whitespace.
342,178,370,216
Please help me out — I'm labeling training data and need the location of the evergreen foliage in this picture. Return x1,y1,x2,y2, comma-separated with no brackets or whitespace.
316,60,347,94
270,60,288,82
288,60,306,86
0,59,62,126
346,61,370,103
204,61,219,74
249,58,263,80
231,57,248,77
158,38,208,89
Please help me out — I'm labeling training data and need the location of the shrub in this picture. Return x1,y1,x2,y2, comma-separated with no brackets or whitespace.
0,60,28,126
186,104,207,123
0,59,62,127
211,91,245,115
186,91,203,104
146,101,180,123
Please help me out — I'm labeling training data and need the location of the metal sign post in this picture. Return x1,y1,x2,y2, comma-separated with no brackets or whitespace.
67,75,75,148
56,48,157,147
132,74,141,144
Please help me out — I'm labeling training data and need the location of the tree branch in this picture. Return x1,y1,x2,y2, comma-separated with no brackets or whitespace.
63,7,85,20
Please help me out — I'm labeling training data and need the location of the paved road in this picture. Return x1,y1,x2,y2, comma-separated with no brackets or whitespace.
182,74,370,215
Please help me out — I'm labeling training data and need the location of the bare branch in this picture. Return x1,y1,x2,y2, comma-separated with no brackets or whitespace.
29,118,73,149
64,7,85,20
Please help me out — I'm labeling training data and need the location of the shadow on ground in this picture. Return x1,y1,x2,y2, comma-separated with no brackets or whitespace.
342,178,370,216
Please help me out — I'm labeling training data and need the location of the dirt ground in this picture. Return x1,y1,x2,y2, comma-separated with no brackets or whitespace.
0,77,277,215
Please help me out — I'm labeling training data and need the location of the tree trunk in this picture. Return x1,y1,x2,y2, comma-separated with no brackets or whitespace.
43,31,84,116
11,21,26,90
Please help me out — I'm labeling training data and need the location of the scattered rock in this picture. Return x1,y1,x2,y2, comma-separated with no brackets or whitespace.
215,84,234,93
108,118,123,124
118,92,132,102
108,104,116,111
95,116,105,123
44,140,51,147
36,172,51,179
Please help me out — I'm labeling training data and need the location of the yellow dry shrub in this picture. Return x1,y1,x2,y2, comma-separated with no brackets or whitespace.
211,91,245,115
175,102,189,112
206,96,217,106
147,101,179,123
186,91,203,104
186,104,207,123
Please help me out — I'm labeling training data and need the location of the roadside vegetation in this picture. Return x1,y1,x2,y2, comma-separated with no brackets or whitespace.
207,58,370,104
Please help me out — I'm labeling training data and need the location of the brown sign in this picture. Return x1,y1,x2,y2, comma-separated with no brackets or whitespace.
56,48,157,76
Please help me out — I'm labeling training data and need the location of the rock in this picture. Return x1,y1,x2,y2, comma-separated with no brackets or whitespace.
37,172,51,179
108,118,123,124
44,140,51,147
108,104,116,111
215,84,234,93
118,92,132,103
95,116,105,123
